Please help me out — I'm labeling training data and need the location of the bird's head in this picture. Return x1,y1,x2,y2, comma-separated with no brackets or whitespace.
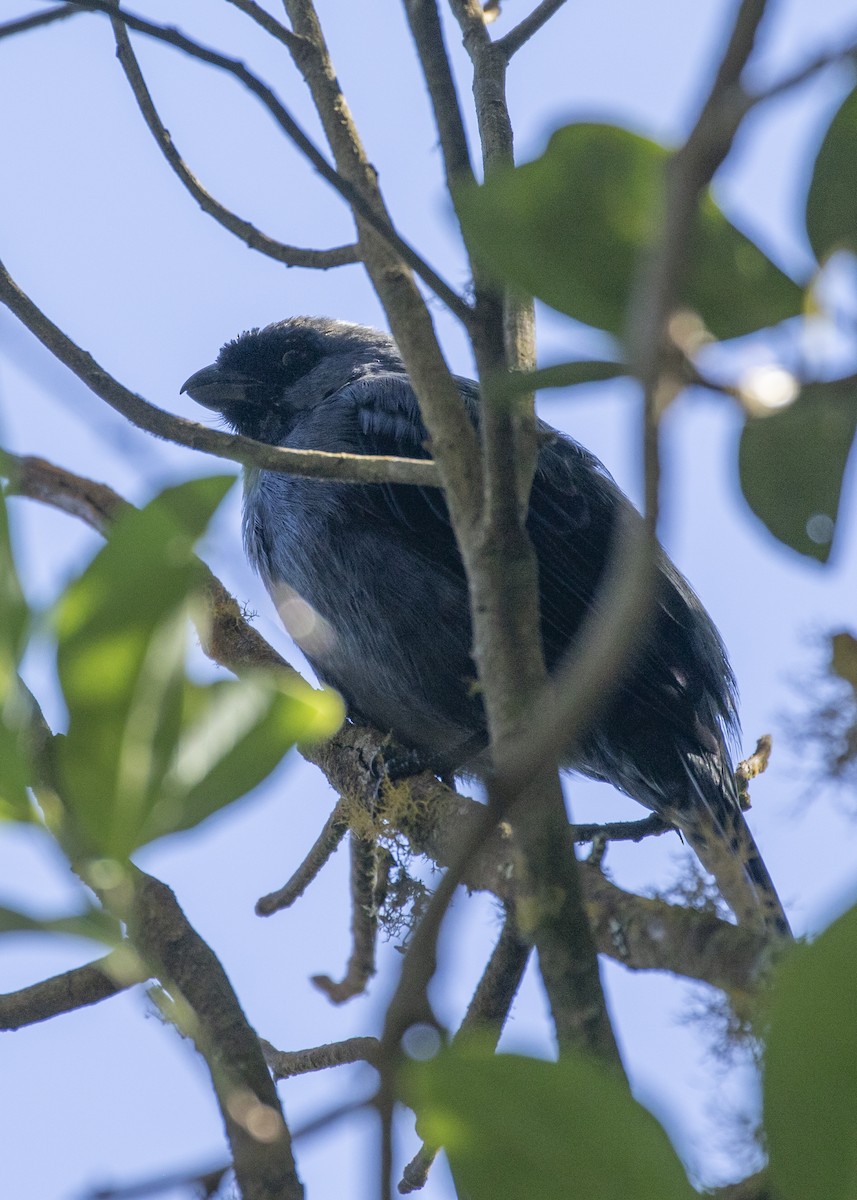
181,316,402,442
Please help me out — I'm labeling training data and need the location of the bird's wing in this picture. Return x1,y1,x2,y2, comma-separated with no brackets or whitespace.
338,370,613,623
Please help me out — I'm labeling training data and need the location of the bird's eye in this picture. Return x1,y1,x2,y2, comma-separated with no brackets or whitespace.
279,338,324,382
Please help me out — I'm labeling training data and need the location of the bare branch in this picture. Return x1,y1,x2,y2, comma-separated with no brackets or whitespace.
495,0,570,60
85,1162,229,1200
398,910,530,1193
569,813,672,845
108,16,358,269
116,869,304,1200
0,949,146,1030
742,32,857,112
67,1,472,324
629,0,772,525
311,834,385,1003
0,4,79,39
280,0,483,525
403,0,476,190
263,1035,379,1079
256,799,350,915
0,266,439,487
23,676,304,1200
223,0,300,50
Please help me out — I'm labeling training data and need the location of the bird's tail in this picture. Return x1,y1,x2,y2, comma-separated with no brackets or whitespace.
677,754,791,939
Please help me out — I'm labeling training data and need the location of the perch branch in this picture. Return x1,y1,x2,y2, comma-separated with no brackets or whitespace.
0,267,439,487
4,453,778,994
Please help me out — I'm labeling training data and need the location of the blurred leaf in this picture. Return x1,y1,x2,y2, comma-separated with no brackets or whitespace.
53,474,341,858
456,123,802,340
0,493,33,820
494,360,628,400
135,672,343,847
55,476,235,857
0,682,37,822
766,903,857,1200
404,1044,694,1200
738,378,857,562
0,902,121,945
831,631,857,690
806,86,857,262
0,490,28,670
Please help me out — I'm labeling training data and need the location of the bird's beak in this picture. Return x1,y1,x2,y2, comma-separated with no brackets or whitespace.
180,363,257,410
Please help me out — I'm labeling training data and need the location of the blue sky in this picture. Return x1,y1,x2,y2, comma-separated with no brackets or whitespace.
2,2,857,1198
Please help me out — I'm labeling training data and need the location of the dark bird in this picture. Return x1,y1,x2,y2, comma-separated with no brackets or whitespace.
182,316,790,936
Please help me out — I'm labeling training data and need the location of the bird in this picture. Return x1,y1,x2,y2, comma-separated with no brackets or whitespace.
182,316,790,937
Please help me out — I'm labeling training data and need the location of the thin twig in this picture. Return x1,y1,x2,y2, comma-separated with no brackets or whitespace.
399,910,530,1193
312,834,386,1003
0,266,439,487
256,799,350,915
495,0,570,59
109,15,359,270
0,4,79,38
263,1035,380,1079
68,1,472,324
24,681,304,1200
569,813,672,845
741,31,857,112
0,949,146,1030
402,0,476,190
629,0,771,527
281,0,484,527
223,0,300,49
85,1163,229,1200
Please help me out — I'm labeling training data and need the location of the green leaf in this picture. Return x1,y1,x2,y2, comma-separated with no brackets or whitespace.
134,672,343,847
0,493,34,820
404,1045,694,1200
493,360,628,400
738,378,857,562
456,123,803,340
55,476,235,857
0,490,28,671
0,902,122,945
806,86,857,262
0,681,37,822
766,903,857,1200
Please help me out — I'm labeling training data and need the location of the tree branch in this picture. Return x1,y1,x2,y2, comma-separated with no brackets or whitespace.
311,834,384,1003
629,0,771,526
263,1035,380,1079
741,32,857,112
398,909,530,1193
67,1,472,324
495,0,570,60
0,268,439,487
223,0,301,50
403,0,476,191
4,451,775,993
0,4,79,39
0,949,146,1030
108,15,359,270
256,798,350,915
